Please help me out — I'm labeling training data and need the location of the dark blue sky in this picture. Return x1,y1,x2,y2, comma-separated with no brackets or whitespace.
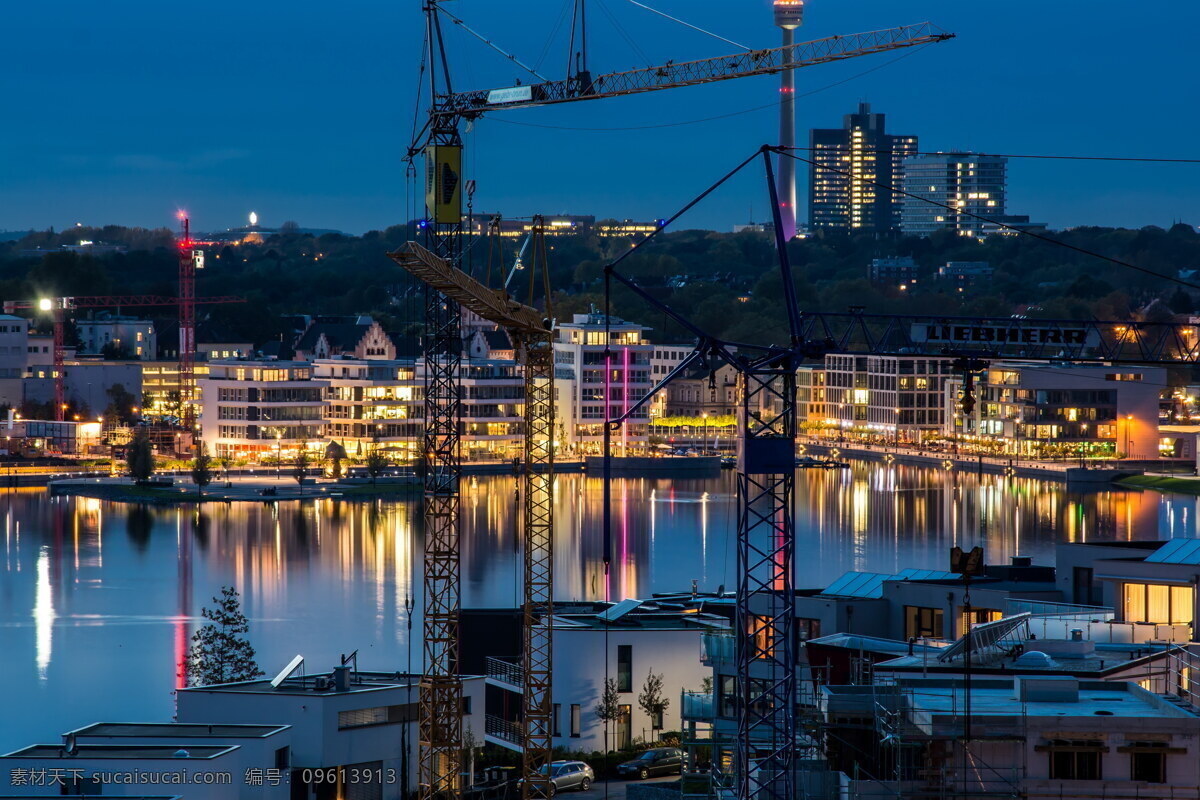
1,1,1196,235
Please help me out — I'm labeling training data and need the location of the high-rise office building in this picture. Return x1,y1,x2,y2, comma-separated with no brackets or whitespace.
808,102,916,233
900,152,1007,238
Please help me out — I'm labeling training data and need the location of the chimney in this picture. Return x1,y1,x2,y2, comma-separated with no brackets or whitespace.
333,665,351,692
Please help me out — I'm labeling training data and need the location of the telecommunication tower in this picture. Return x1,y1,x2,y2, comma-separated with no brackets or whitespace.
775,1,804,240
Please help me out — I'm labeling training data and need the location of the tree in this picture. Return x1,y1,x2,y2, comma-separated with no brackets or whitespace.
126,429,154,481
186,586,264,687
191,443,214,499
595,677,621,752
292,446,310,487
637,669,669,733
364,448,389,486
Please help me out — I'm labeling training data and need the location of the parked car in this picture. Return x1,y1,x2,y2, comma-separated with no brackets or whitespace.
518,760,594,795
615,748,683,780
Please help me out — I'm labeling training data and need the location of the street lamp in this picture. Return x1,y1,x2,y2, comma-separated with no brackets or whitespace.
275,432,282,479
894,407,901,449
701,412,708,452
1125,414,1133,459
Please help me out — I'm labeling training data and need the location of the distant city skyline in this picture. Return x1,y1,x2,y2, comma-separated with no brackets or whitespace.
2,1,1198,234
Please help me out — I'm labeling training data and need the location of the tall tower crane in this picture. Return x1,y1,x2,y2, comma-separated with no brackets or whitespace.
390,226,556,798
407,5,953,799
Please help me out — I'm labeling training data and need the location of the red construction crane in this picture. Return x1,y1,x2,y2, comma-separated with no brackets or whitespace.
177,215,201,429
5,292,243,422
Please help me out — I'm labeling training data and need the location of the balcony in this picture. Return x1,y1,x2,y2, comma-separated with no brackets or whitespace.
485,656,523,692
701,631,735,665
484,714,523,752
681,691,714,721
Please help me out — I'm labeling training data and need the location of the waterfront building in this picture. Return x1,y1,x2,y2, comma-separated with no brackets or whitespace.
553,311,654,454
945,362,1165,459
315,358,420,459
76,314,156,360
821,354,954,442
796,364,827,426
648,343,693,420
25,331,56,367
177,667,485,800
824,675,1200,798
937,260,994,291
866,255,917,287
900,152,1007,238
467,328,514,361
808,102,917,233
198,360,326,459
458,359,525,460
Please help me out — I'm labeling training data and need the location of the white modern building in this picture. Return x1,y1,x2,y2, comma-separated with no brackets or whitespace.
77,315,157,360
177,668,485,800
198,360,326,459
480,600,729,754
315,358,421,459
553,312,654,454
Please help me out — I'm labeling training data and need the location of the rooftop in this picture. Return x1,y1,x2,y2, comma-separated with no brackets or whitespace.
69,723,288,739
177,670,423,696
3,744,237,760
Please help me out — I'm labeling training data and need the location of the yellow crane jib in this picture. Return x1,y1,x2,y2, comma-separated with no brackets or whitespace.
389,242,551,337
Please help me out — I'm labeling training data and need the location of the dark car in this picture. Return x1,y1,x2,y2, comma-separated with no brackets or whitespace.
615,748,683,780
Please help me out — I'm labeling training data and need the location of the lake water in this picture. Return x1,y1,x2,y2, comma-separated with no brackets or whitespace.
0,463,1196,752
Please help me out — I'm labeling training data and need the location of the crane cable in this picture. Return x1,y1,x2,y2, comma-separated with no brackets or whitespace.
435,3,550,83
621,0,751,52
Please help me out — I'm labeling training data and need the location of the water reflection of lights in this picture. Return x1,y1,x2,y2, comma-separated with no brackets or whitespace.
34,545,54,680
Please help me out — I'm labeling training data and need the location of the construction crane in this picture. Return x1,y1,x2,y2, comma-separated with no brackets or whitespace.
4,292,243,423
392,220,556,797
407,5,953,799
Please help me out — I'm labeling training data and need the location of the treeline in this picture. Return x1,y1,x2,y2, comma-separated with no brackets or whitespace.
0,221,1197,349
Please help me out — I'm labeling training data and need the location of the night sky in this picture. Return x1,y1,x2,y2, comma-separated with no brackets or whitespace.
1,1,1196,235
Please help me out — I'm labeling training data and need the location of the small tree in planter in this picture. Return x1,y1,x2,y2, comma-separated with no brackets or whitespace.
364,449,389,486
292,446,310,488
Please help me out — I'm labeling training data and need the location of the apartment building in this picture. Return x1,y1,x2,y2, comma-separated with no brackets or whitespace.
76,315,157,360
0,313,29,408
823,354,954,441
553,312,654,454
315,358,420,458
198,360,326,459
947,362,1165,458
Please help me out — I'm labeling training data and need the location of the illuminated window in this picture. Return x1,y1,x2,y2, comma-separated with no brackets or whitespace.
1123,583,1193,624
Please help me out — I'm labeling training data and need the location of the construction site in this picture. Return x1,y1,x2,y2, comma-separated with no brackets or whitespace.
389,4,1200,800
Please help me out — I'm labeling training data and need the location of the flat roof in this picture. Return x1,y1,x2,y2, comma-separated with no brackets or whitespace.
3,744,237,760
70,723,288,739
178,670,420,696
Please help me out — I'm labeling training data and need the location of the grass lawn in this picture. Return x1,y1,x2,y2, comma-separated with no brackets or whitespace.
1116,475,1200,495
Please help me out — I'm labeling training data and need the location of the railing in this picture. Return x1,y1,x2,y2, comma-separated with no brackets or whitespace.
1004,598,1113,618
680,691,714,721
486,657,524,688
701,631,735,665
484,714,522,745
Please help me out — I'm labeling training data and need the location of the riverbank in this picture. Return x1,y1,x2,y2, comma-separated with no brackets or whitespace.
50,476,421,504
800,441,1154,488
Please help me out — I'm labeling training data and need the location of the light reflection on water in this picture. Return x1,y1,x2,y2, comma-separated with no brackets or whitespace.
0,464,1195,751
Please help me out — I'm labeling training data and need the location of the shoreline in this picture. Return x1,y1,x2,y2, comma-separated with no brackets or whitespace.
50,478,422,504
